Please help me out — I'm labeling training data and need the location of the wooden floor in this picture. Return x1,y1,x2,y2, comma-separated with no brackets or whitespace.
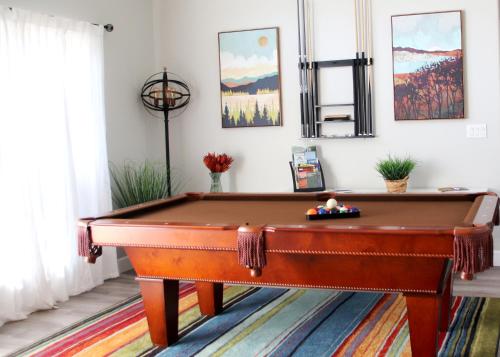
1,268,500,356
0,273,139,357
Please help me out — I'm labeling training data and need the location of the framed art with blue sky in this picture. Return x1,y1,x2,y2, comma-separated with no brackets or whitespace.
391,11,464,120
218,27,282,128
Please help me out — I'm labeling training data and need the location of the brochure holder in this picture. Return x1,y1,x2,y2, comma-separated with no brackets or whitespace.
289,160,326,192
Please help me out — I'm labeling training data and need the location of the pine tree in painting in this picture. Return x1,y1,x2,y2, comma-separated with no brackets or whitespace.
253,101,262,126
245,103,253,125
239,109,247,127
262,105,270,125
222,104,230,127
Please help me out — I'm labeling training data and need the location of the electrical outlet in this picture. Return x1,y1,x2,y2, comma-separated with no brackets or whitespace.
466,124,487,138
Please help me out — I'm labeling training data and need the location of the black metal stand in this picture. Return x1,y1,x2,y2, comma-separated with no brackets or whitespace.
162,71,172,197
141,69,190,198
289,161,326,192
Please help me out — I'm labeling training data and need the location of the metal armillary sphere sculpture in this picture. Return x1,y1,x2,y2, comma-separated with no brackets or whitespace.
141,68,191,196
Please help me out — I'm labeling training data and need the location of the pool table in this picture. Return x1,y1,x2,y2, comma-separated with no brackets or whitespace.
78,192,498,356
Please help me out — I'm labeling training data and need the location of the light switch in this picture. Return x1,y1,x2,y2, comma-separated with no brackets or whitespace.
466,124,487,138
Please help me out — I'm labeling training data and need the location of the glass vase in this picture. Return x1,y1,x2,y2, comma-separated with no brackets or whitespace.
209,172,223,193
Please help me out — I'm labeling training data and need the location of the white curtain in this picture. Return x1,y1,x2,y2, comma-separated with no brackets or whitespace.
0,6,118,326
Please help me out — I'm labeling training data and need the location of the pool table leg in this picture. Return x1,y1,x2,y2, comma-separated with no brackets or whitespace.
440,273,452,332
460,272,474,280
196,282,224,316
404,293,441,357
137,277,179,347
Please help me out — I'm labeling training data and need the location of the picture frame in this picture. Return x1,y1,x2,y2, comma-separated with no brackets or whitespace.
218,27,283,128
391,11,465,120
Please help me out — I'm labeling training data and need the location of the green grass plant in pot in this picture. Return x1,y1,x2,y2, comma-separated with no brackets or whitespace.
375,155,417,193
109,161,183,208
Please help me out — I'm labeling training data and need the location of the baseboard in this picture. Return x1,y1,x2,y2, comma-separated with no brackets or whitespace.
118,256,133,274
494,229,500,267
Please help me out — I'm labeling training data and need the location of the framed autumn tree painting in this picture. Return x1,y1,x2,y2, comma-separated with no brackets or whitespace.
392,11,464,120
219,27,282,128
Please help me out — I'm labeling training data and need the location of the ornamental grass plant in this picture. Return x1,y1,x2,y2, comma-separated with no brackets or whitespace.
109,161,183,208
375,155,417,181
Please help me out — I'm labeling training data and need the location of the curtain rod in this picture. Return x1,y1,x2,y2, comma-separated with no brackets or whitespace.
7,6,114,32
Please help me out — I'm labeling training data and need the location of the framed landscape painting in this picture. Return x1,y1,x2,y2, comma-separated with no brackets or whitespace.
392,11,464,120
219,27,282,128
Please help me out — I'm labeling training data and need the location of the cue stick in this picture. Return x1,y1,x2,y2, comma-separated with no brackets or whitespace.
353,0,364,136
357,53,364,136
365,0,371,136
353,54,360,136
308,0,318,137
301,0,306,137
312,60,319,137
352,0,359,136
360,0,365,55
306,0,314,137
360,0,367,135
297,0,306,137
354,0,359,56
366,0,374,135
301,0,311,137
360,53,367,136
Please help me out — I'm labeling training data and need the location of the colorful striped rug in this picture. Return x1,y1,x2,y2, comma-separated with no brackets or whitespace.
13,283,500,357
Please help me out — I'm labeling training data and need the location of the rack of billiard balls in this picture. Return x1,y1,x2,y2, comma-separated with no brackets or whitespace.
306,198,360,220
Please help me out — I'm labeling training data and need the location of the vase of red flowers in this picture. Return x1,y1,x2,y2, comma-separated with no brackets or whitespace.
209,172,223,192
203,152,234,192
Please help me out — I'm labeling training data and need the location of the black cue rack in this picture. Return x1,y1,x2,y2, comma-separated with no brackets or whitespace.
299,57,375,139
296,0,375,139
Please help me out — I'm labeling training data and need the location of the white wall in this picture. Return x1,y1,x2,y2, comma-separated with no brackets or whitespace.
153,0,500,194
0,0,164,164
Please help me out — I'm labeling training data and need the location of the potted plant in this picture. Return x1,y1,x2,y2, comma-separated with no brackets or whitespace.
109,161,183,208
375,155,417,193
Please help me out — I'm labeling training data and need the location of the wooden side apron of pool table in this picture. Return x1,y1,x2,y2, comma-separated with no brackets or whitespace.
83,192,499,357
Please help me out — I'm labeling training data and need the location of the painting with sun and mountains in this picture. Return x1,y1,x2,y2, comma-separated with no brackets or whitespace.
219,28,282,128
392,11,464,120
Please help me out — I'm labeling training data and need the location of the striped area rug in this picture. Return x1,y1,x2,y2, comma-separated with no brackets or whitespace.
13,284,500,357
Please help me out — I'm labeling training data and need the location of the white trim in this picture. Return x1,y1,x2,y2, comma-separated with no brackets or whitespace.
494,250,500,267
494,229,500,267
118,256,133,274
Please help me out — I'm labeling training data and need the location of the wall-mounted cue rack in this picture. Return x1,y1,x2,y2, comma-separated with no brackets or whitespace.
297,0,375,139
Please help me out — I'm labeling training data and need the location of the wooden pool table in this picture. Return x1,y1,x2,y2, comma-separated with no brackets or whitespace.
78,192,498,356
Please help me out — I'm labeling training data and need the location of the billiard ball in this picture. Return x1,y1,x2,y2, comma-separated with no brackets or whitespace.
306,208,317,215
326,199,337,209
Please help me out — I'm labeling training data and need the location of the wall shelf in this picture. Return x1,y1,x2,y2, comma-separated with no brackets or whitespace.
316,120,355,124
315,103,354,108
303,134,376,140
